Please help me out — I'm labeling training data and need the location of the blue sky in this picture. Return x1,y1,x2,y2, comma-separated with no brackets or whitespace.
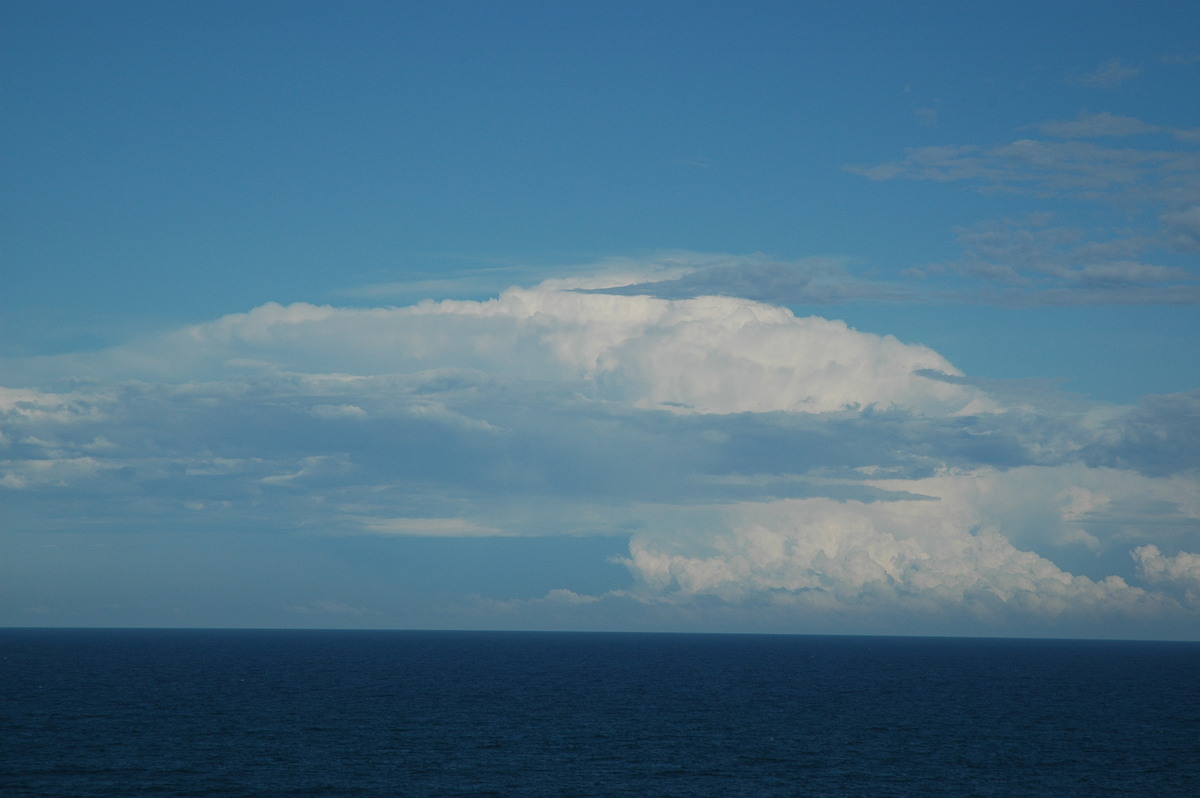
3,1,1199,638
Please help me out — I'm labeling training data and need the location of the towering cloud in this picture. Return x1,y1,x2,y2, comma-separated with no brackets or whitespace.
3,264,1198,635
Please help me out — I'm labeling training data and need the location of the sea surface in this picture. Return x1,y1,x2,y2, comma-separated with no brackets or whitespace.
2,629,1198,797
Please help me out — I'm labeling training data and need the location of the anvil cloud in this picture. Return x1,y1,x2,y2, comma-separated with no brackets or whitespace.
4,267,1198,636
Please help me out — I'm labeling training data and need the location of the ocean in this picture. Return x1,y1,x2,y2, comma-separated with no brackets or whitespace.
2,629,1198,796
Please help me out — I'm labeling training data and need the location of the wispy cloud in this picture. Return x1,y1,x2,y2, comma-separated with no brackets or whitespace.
849,137,1199,205
286,600,377,617
1159,52,1200,66
911,213,1200,305
1036,111,1200,142
914,106,939,127
1067,58,1142,88
355,517,508,537
579,254,918,305
848,113,1200,304
1037,112,1161,139
1160,205,1200,251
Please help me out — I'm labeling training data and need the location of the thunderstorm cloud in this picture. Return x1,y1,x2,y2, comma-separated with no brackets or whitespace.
4,261,1198,636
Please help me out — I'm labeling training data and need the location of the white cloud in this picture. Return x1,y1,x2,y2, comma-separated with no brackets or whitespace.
0,386,109,424
1035,113,1200,144
0,456,122,489
1133,545,1200,606
260,454,355,486
3,263,1199,634
18,280,978,416
621,463,1197,621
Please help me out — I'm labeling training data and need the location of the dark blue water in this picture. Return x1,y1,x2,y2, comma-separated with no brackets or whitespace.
2,629,1198,796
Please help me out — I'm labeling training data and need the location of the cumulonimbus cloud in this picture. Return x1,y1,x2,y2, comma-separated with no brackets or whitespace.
3,265,1199,634
31,278,979,415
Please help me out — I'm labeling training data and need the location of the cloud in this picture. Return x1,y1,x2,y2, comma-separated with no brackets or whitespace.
1160,206,1200,251
309,403,368,421
1082,389,1200,475
849,115,1200,304
1133,545,1200,607
287,599,376,617
581,254,917,305
3,267,1199,635
1037,112,1200,144
851,137,1198,205
622,494,1153,615
912,214,1200,304
0,455,123,490
338,260,582,304
1037,112,1161,139
1067,59,1142,88
0,386,109,424
14,280,977,416
355,517,507,537
914,106,939,127
1160,52,1200,66
620,461,1197,628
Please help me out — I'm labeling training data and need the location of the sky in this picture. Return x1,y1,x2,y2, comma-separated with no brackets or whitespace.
2,1,1199,639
